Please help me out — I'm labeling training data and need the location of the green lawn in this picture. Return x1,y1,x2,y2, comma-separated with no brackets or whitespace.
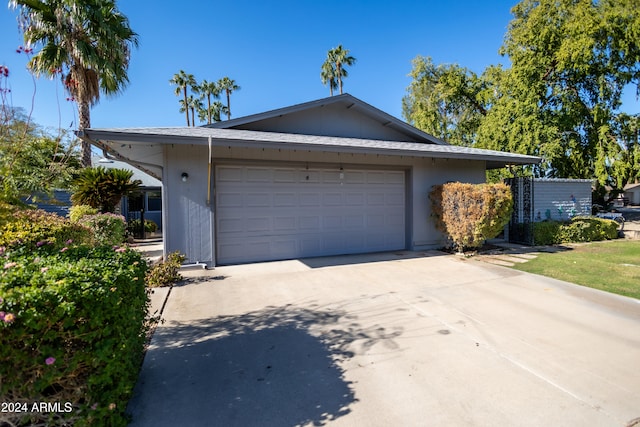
512,240,640,300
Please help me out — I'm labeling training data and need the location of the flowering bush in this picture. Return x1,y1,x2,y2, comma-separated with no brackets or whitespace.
78,213,126,246
0,243,149,426
0,209,92,250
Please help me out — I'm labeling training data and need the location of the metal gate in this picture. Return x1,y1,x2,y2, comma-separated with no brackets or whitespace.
126,194,146,239
507,177,534,245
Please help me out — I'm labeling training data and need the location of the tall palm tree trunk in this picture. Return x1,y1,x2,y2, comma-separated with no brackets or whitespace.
337,63,343,94
79,100,92,167
183,86,190,126
226,90,231,120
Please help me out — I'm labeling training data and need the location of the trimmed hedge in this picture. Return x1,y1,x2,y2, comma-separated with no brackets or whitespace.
430,182,513,251
533,216,619,245
0,243,149,426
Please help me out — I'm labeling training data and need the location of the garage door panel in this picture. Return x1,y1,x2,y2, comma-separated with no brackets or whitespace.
216,165,405,264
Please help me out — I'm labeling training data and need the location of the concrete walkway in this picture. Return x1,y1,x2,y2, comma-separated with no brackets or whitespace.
127,251,640,427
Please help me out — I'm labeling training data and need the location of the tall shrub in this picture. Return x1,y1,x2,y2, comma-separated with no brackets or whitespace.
430,182,513,251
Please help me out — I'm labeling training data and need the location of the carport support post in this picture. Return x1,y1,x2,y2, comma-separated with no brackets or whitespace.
140,208,146,240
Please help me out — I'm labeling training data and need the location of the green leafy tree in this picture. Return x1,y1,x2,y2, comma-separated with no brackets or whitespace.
71,166,141,213
326,45,356,95
11,0,138,167
218,77,240,120
402,56,488,147
0,107,80,204
404,0,640,189
170,70,196,126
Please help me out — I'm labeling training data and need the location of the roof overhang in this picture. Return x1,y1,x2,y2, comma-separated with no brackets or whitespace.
79,126,541,179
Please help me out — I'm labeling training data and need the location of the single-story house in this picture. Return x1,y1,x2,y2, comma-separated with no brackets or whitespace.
79,94,539,266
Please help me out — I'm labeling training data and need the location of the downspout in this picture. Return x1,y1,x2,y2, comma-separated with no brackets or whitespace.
208,135,215,267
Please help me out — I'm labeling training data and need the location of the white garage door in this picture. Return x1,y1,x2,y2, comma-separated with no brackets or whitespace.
215,165,406,264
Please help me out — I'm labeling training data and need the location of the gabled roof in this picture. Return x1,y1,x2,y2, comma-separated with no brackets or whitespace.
206,94,447,145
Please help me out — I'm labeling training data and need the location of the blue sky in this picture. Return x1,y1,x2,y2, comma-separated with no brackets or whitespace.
1,0,636,133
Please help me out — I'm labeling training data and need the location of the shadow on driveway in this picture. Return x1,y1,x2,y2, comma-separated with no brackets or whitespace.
128,305,402,426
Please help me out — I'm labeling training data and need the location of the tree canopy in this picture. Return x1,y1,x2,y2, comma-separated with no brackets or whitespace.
0,108,80,205
11,0,138,167
403,0,640,191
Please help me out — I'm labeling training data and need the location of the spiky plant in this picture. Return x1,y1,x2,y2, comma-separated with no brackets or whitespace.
71,166,141,213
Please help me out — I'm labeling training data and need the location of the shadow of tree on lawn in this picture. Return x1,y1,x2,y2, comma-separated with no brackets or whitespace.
128,304,402,427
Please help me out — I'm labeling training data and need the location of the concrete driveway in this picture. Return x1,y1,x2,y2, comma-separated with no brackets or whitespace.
128,251,640,427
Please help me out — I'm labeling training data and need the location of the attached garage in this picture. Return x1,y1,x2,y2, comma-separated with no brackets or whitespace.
80,94,540,267
215,165,406,264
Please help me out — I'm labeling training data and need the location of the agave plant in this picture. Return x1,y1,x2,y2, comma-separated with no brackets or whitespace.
71,166,141,213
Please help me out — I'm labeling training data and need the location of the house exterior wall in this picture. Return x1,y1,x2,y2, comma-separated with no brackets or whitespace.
232,103,422,142
163,145,214,265
533,179,592,221
163,143,487,265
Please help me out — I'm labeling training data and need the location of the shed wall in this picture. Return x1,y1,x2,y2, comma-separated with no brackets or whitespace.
533,179,592,221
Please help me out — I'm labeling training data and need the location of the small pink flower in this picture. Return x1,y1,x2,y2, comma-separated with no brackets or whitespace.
66,239,73,245
40,267,49,273
0,312,5,320
115,247,126,253
3,313,15,323
36,240,46,247
60,247,68,253
45,357,56,365
3,262,17,269
91,403,98,410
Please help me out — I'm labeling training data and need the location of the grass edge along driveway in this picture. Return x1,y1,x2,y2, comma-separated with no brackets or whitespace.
512,240,640,300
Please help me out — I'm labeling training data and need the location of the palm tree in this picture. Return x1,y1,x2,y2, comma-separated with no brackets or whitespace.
170,70,196,126
197,101,227,124
186,95,202,126
320,60,338,96
71,166,141,213
12,0,138,167
327,45,356,95
198,79,221,124
218,77,240,120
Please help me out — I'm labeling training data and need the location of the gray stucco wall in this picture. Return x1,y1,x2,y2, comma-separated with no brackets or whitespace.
163,143,487,265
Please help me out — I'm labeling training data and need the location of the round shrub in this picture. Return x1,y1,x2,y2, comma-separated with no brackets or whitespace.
430,182,513,251
0,244,149,426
